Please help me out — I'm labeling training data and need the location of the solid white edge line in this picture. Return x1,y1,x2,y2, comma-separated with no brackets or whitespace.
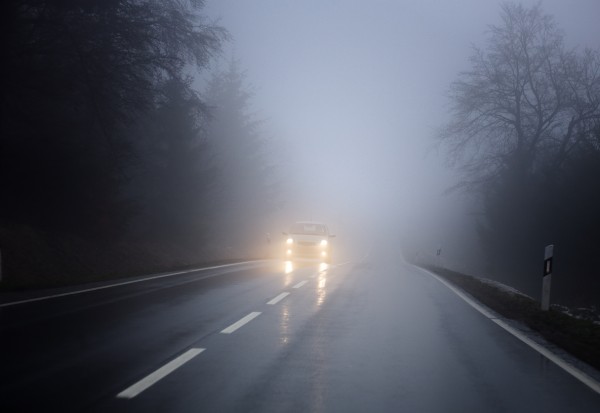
267,292,290,305
414,265,600,395
418,266,496,319
0,260,264,308
220,312,262,334
491,318,600,394
292,280,307,289
116,348,205,399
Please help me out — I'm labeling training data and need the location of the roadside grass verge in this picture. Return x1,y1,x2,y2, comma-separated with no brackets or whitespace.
0,224,277,292
423,265,600,372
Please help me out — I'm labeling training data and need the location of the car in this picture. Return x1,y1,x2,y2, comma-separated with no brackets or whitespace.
283,221,335,263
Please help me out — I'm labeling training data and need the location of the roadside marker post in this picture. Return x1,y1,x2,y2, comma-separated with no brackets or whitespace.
541,244,554,311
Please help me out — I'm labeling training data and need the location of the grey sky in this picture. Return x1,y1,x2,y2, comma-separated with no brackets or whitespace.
203,0,600,230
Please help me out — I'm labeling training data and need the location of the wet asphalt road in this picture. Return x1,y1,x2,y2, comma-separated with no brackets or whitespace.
1,248,599,412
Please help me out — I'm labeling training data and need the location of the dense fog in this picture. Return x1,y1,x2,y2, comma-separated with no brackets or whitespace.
203,0,600,305
2,0,600,306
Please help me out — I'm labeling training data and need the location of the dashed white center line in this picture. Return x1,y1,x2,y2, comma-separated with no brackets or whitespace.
221,312,262,334
293,280,307,289
117,348,205,399
267,292,290,305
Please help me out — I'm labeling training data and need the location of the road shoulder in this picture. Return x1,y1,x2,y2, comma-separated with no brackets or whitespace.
412,263,600,395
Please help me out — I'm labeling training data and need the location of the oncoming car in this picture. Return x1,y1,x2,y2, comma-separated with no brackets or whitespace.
283,221,335,263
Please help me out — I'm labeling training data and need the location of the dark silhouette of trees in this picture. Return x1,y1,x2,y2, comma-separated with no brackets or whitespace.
1,0,227,285
2,0,224,236
126,77,216,246
203,61,283,257
119,60,284,267
441,2,600,305
0,1,287,286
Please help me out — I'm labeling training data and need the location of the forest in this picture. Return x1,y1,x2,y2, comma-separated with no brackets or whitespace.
1,0,282,287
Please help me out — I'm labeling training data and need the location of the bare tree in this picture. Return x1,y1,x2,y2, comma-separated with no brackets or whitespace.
553,49,600,168
440,2,600,304
442,2,572,188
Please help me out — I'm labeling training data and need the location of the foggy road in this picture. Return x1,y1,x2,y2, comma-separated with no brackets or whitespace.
1,250,599,412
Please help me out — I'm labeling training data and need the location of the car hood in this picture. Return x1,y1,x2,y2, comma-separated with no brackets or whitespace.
289,234,328,243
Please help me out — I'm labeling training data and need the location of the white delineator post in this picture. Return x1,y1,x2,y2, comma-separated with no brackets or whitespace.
541,244,554,311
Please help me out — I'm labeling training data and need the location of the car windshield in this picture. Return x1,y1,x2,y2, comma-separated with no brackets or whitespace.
290,223,327,235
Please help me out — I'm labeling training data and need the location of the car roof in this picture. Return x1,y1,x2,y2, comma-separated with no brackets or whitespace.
294,221,327,225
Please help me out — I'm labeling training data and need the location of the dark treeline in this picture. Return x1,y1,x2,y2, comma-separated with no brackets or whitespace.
1,0,282,287
441,2,600,306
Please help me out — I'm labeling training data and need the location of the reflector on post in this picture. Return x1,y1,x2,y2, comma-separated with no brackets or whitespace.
541,244,554,311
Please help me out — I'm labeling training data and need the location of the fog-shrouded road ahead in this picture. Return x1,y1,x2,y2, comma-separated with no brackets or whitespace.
1,246,599,412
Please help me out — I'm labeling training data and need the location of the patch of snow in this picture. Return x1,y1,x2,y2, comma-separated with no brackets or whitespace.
476,278,600,325
552,304,600,325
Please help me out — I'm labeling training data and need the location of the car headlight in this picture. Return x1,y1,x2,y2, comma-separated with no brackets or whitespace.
320,239,328,247
286,238,294,245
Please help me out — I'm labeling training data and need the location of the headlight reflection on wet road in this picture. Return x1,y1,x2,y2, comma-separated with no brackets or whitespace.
317,264,328,307
283,260,294,286
284,260,294,274
279,302,291,346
